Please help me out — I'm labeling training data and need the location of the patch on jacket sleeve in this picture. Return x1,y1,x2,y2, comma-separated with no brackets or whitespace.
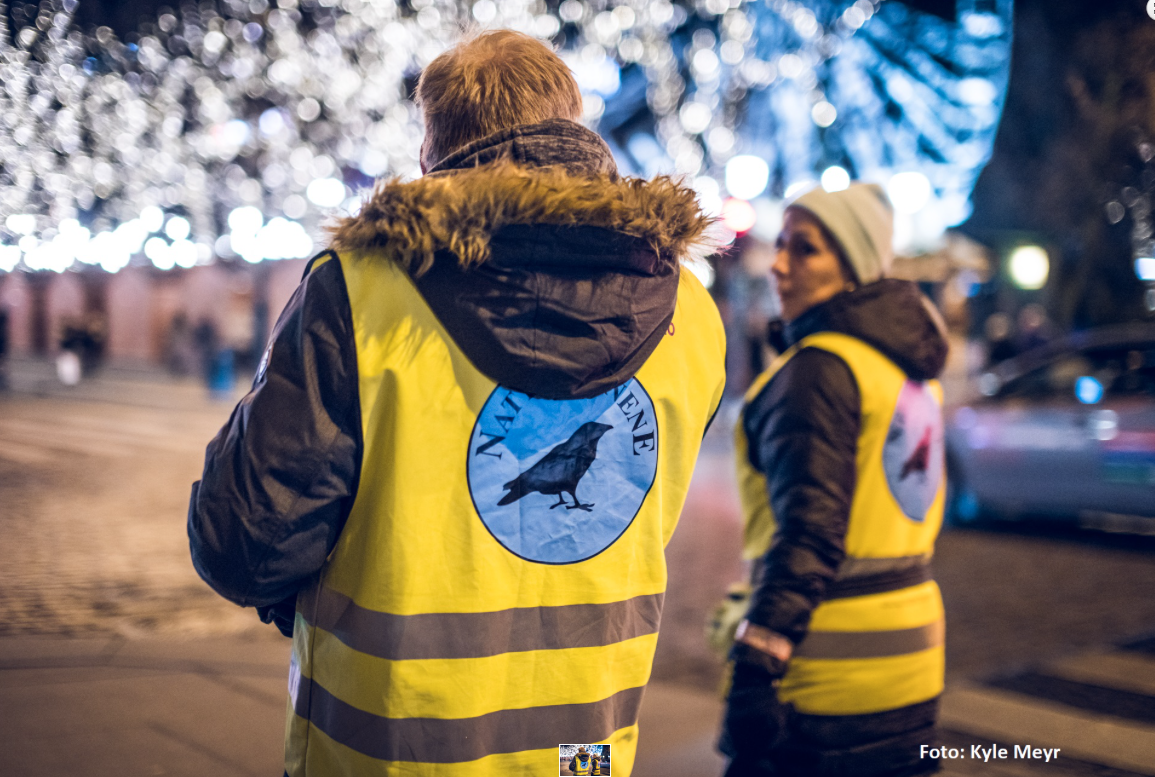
466,379,659,564
882,380,944,522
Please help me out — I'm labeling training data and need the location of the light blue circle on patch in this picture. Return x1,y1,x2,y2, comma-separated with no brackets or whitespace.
882,381,944,522
466,379,659,564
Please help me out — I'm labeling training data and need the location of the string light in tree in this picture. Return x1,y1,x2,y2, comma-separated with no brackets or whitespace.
0,0,1012,275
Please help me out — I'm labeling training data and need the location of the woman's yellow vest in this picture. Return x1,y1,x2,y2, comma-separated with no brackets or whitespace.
572,753,595,775
285,253,725,776
735,332,946,717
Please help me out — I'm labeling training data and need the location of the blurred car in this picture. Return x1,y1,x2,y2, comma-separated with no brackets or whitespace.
945,323,1155,534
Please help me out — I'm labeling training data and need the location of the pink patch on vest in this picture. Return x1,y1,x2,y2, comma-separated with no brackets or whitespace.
882,381,944,522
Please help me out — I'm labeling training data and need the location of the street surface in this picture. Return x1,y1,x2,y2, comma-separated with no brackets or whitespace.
1,359,1154,776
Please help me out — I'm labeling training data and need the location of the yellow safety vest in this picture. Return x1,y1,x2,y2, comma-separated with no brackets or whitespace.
735,332,946,716
573,754,594,775
286,252,725,776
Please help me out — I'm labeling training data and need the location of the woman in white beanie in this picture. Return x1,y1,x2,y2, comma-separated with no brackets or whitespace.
719,183,949,777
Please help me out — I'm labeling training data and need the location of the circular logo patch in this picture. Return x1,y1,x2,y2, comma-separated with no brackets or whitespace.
466,379,659,564
882,380,944,522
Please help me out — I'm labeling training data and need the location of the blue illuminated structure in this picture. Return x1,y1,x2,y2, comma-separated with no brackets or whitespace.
0,0,1013,274
598,0,1014,247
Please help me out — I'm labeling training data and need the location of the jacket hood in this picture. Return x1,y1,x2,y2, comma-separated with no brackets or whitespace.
784,279,949,380
328,119,716,399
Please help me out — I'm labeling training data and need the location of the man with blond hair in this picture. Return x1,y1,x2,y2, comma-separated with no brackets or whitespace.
189,29,725,776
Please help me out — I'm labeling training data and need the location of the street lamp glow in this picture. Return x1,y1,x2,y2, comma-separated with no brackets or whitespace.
307,177,347,208
725,155,770,200
164,215,191,241
172,238,199,268
811,101,837,128
140,206,165,233
958,77,997,106
472,0,497,23
5,213,36,235
821,166,850,192
145,237,174,269
0,244,22,272
679,102,712,135
114,219,148,256
887,171,931,214
721,197,757,234
228,206,264,236
1008,245,1049,290
258,217,314,260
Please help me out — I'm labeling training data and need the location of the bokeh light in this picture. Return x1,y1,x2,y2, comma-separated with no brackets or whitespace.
1008,245,1050,291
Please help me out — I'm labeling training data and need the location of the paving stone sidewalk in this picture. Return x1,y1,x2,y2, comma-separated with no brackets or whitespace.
0,633,726,777
4,360,1155,776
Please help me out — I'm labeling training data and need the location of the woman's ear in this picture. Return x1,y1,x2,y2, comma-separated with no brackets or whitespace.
835,248,858,291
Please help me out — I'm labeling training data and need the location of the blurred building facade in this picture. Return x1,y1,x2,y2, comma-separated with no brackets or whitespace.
0,260,305,366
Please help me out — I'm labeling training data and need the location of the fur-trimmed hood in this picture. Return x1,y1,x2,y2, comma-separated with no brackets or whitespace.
327,120,717,399
329,129,713,274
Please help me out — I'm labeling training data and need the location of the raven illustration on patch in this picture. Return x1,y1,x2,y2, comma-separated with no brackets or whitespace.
899,426,932,480
497,422,613,511
467,380,659,564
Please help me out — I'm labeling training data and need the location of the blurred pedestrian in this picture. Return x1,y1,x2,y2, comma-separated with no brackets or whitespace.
720,183,949,776
191,317,227,395
1014,303,1052,355
983,312,1016,365
58,316,91,385
188,29,725,777
164,312,199,376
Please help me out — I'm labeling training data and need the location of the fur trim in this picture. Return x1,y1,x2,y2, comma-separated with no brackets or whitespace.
328,162,717,276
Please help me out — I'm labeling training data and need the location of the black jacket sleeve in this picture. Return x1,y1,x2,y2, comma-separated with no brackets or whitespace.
741,347,860,645
187,255,362,609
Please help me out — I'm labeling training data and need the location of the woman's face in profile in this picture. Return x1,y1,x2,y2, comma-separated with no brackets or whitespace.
771,207,854,322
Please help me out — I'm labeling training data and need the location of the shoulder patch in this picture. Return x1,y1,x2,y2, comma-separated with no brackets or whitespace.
882,380,944,522
466,379,659,564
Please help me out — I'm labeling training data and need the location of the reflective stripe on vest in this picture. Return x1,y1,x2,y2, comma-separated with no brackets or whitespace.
297,585,664,660
734,332,946,716
794,619,945,659
290,662,639,765
286,255,726,776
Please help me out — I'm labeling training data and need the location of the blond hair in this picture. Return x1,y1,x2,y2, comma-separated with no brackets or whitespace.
416,30,583,167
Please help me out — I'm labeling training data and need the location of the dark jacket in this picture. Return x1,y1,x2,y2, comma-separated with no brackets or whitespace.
725,280,948,777
187,120,713,633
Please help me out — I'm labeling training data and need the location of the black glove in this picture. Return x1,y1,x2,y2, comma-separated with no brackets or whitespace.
257,594,298,638
718,647,790,763
723,754,778,777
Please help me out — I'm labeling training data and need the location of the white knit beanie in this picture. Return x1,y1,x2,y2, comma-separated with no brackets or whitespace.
789,183,894,285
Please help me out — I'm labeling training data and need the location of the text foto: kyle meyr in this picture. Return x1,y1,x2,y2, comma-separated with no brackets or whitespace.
922,745,1061,763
